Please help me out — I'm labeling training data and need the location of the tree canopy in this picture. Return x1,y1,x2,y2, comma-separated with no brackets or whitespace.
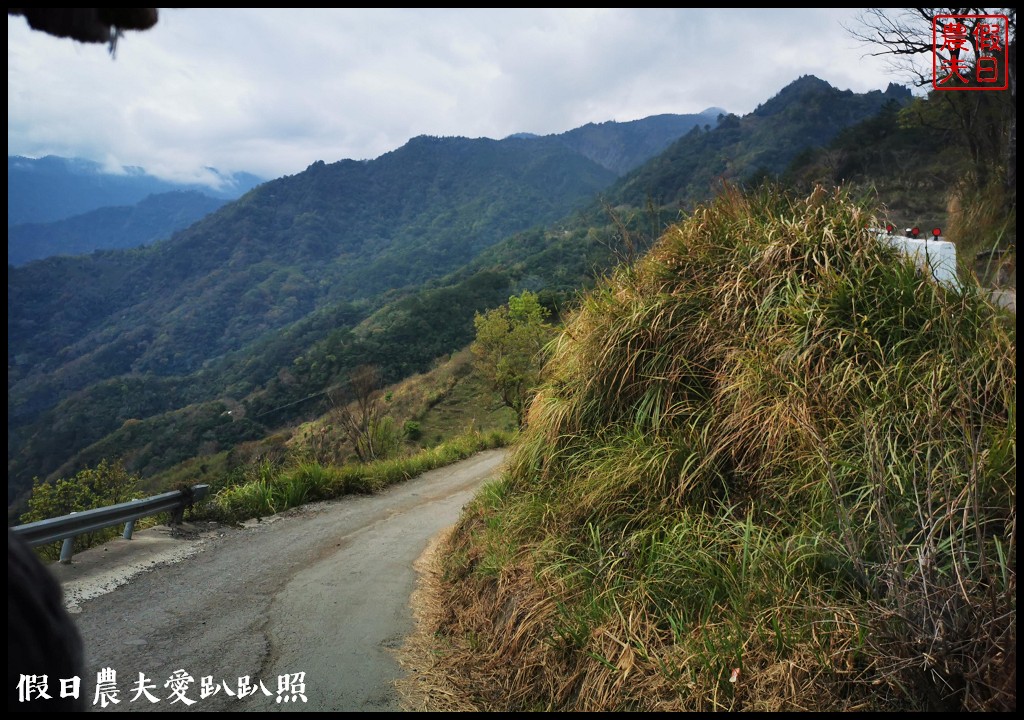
471,291,554,428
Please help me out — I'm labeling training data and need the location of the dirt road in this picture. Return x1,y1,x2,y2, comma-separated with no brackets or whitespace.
50,450,506,712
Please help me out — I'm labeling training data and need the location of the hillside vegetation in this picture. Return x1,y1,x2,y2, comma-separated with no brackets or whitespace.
7,136,615,500
429,187,1016,711
7,77,924,508
545,109,724,175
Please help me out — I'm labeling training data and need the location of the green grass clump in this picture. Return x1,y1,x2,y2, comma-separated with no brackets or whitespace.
436,185,1015,712
207,429,513,523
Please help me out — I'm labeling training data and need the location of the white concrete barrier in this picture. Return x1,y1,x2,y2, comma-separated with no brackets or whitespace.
877,231,960,287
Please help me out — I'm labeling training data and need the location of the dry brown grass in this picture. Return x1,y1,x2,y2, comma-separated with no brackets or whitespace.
395,526,480,712
400,526,884,712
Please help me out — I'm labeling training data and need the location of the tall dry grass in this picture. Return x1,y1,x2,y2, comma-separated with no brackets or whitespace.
431,185,1015,711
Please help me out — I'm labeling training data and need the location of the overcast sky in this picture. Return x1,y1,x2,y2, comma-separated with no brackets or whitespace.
8,8,909,188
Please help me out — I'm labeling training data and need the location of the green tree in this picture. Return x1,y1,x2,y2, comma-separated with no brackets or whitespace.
20,459,142,560
471,291,554,428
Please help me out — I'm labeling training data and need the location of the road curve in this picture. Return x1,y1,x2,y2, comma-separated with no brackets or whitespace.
56,450,506,712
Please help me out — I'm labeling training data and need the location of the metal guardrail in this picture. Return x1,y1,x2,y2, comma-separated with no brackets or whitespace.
11,484,209,563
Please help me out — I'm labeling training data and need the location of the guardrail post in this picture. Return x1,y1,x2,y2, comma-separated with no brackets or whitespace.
60,536,75,564
123,519,136,540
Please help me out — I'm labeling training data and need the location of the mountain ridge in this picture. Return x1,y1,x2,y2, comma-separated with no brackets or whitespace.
7,190,229,266
612,75,912,208
543,108,726,175
7,154,263,227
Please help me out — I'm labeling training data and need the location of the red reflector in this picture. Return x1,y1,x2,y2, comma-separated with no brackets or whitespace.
911,227,920,238
886,224,894,233
932,227,941,237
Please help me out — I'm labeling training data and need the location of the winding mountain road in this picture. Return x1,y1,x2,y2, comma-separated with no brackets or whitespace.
52,450,506,712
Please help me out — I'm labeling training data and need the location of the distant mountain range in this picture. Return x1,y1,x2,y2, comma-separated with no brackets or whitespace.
7,75,915,504
7,111,721,266
7,191,229,266
7,133,622,498
7,154,263,227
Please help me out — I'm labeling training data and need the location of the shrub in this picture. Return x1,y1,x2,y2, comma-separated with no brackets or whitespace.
20,460,143,560
404,420,423,442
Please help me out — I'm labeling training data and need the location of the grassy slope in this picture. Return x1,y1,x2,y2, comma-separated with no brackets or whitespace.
431,186,1016,711
147,349,515,495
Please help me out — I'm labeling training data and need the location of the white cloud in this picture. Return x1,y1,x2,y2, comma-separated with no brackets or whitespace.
7,8,903,184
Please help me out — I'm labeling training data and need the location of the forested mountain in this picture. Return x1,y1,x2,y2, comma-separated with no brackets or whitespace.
543,109,726,175
7,106,725,269
612,76,911,208
7,77,914,504
7,155,262,227
451,76,916,290
8,134,617,500
784,98,958,226
7,191,228,266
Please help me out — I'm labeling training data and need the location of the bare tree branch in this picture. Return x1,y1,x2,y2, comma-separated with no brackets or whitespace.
846,8,996,87
332,364,386,462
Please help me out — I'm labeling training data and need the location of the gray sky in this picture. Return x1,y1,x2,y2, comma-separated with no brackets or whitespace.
8,8,907,188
